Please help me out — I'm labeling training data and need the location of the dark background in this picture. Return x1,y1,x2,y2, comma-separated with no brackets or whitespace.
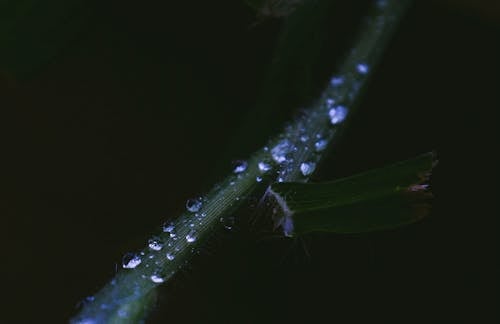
1,1,498,323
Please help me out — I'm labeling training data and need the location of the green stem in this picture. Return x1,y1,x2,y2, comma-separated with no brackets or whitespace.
72,1,412,322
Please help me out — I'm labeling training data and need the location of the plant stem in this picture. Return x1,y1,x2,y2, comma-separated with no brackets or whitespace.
72,1,412,322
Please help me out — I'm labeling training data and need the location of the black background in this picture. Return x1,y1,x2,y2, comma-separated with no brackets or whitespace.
1,1,498,323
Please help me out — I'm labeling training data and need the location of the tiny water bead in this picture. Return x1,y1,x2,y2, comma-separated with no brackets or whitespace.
166,252,175,261
271,140,293,163
326,98,335,108
329,106,348,125
256,176,263,182
356,62,369,74
186,230,197,243
258,161,272,173
314,139,328,152
330,76,345,86
300,162,316,176
150,274,165,284
148,237,163,251
122,253,142,269
233,160,248,174
186,197,202,212
162,223,176,238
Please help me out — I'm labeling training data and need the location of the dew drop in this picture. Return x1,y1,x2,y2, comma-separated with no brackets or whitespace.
186,230,197,243
166,252,175,261
162,223,176,238
233,160,248,174
256,176,263,182
300,162,316,176
314,139,328,152
299,135,309,143
326,98,335,108
150,274,165,283
122,253,142,269
186,197,202,213
271,140,292,163
258,161,272,173
148,237,163,251
329,106,348,125
356,63,369,74
330,76,344,86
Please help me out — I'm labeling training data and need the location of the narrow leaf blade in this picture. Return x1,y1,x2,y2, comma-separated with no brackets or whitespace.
270,152,437,235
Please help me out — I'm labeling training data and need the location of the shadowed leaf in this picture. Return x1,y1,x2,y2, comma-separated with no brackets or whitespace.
270,152,437,235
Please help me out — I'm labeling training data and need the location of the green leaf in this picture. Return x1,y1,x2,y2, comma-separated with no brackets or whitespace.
270,152,437,235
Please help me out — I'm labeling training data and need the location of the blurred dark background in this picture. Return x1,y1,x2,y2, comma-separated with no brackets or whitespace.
0,0,498,323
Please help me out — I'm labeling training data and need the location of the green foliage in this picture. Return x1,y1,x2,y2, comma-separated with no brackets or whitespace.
270,152,437,235
71,0,415,322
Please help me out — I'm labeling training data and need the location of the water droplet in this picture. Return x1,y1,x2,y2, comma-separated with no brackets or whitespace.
271,140,292,163
256,176,263,182
278,177,284,183
150,274,165,283
314,139,328,152
220,216,235,230
233,160,248,174
330,76,344,86
166,252,175,260
300,162,316,176
162,223,176,238
326,98,335,108
329,106,348,125
186,197,202,212
299,135,309,143
148,237,163,251
186,230,197,243
122,253,142,269
356,63,369,74
258,161,272,173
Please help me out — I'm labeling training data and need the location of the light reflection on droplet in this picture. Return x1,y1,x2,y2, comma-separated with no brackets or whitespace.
122,253,142,269
233,160,248,174
356,63,369,74
186,198,202,212
329,106,348,125
300,162,316,176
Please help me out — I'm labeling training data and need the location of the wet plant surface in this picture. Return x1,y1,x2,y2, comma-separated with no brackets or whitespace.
1,1,498,323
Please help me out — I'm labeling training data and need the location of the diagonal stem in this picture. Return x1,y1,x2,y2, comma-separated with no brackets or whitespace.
72,1,412,322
